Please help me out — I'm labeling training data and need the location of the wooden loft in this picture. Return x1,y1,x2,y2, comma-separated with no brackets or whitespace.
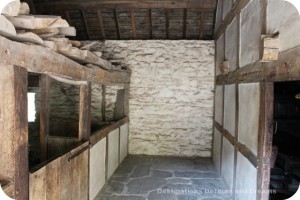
0,36,130,85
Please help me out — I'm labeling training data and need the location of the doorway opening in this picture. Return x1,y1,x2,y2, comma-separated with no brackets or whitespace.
269,81,300,199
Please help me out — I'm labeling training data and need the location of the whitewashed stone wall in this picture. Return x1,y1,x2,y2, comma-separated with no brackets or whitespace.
101,40,215,157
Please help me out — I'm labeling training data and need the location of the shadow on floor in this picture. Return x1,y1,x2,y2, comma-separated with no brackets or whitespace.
95,155,233,200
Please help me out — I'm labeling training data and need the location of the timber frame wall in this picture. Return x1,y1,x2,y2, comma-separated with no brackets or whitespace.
0,35,130,199
212,0,300,200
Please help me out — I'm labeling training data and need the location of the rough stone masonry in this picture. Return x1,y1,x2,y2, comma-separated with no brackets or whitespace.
101,40,215,157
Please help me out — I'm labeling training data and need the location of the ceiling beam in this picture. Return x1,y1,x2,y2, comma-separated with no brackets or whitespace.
183,8,187,39
35,0,217,13
80,10,90,40
165,9,169,39
130,9,137,39
148,9,153,39
114,9,121,39
96,9,106,39
199,10,205,39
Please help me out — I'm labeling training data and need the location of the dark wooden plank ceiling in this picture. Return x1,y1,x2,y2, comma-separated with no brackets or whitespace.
30,0,217,40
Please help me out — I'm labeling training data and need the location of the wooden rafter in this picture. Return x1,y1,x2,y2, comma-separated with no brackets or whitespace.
148,9,153,39
96,9,106,39
102,85,106,122
114,9,121,39
130,9,137,39
183,8,187,39
64,11,71,24
165,9,169,39
35,0,217,13
199,10,205,39
80,10,90,40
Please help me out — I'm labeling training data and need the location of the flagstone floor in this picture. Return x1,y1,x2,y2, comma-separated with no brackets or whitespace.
95,155,232,200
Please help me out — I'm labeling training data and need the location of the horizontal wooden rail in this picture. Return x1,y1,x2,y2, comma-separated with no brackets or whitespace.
68,145,90,162
90,117,129,146
30,141,89,173
216,44,300,85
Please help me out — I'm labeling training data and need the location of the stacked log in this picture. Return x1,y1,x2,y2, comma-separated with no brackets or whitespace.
0,0,118,71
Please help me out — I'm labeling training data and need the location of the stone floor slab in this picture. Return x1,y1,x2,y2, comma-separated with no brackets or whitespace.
127,177,167,194
95,155,232,200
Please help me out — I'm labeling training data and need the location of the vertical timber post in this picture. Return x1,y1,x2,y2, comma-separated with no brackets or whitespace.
257,82,273,200
79,82,91,141
40,74,50,161
0,65,29,199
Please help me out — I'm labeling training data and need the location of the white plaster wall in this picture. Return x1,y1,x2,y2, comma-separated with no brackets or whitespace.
107,129,120,178
120,123,128,163
213,128,222,173
235,152,257,200
224,84,236,135
89,138,106,200
216,34,225,76
240,0,262,67
225,17,239,71
215,86,223,125
238,83,260,155
221,138,235,190
267,0,300,51
102,40,215,157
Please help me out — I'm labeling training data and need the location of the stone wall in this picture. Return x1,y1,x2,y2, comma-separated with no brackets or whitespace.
99,40,215,157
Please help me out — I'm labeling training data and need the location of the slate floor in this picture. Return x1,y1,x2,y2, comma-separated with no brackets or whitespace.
95,155,233,200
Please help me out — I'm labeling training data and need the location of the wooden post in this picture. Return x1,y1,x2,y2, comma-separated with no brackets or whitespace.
79,82,91,141
123,84,130,117
0,65,28,199
114,89,125,120
257,82,274,200
102,85,106,122
40,74,50,161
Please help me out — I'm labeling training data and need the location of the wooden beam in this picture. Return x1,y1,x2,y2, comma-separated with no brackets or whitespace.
183,8,187,39
114,89,125,120
40,75,50,162
130,9,137,39
0,35,130,85
48,74,88,85
114,9,121,39
90,117,129,146
216,45,300,85
80,10,90,40
96,9,106,39
79,82,91,141
215,0,250,40
165,9,169,39
257,82,273,200
214,121,257,167
123,84,130,117
35,0,217,13
102,85,106,122
199,10,205,39
148,9,153,39
0,65,28,199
